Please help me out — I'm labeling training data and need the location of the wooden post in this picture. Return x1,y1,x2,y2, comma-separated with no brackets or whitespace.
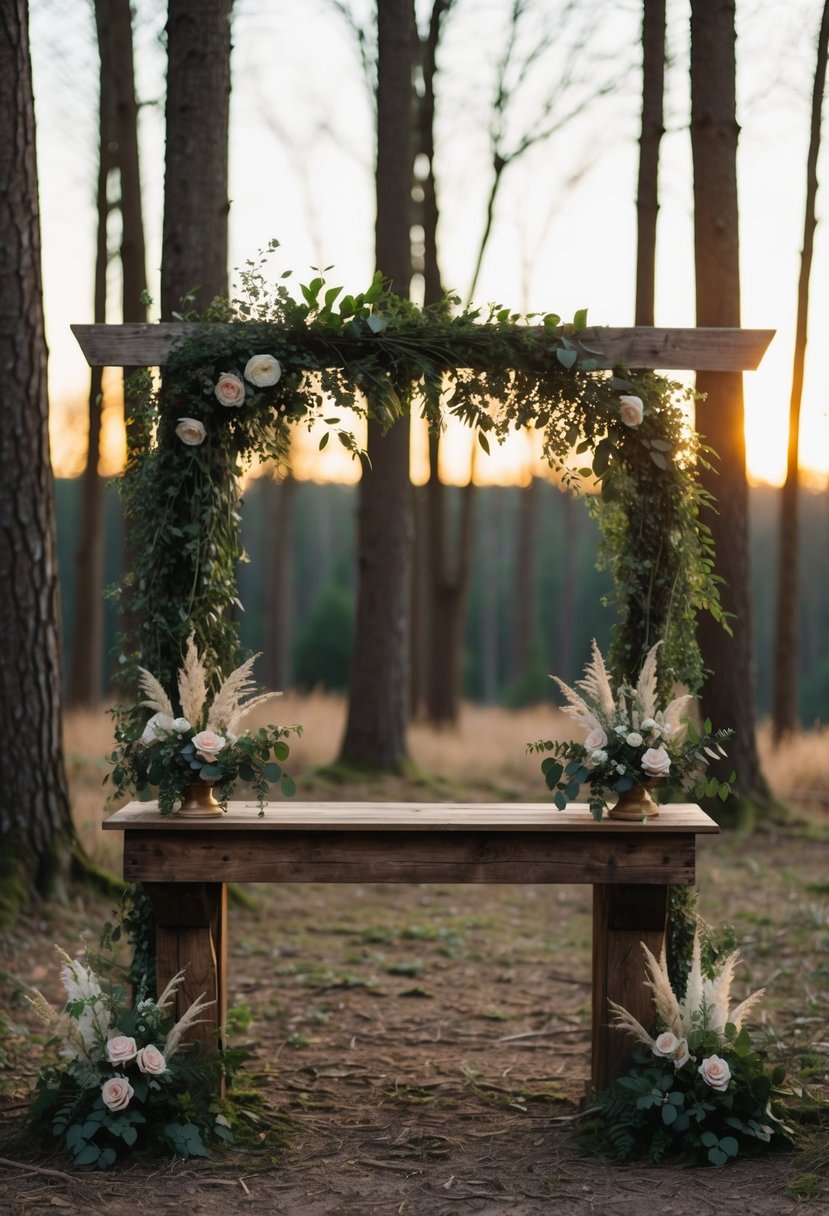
591,883,668,1092
145,882,227,1057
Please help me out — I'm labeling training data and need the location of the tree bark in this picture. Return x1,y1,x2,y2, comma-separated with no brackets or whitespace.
511,475,540,686
0,0,73,868
161,0,231,317
68,0,115,708
261,473,296,691
635,0,665,326
690,0,770,807
772,0,829,743
340,0,414,769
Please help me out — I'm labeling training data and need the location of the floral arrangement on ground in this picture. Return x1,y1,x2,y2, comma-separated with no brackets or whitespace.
26,952,232,1170
108,632,300,814
584,928,794,1165
529,639,734,820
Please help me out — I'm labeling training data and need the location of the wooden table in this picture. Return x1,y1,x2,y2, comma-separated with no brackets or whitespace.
103,801,719,1090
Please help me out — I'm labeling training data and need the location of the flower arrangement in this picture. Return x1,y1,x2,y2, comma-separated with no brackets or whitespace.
107,633,301,815
27,952,229,1170
529,639,734,820
587,931,793,1165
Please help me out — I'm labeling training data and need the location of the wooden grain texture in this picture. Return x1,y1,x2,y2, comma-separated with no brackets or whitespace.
104,801,720,835
72,321,774,372
146,883,224,1062
591,885,668,1091
123,828,697,886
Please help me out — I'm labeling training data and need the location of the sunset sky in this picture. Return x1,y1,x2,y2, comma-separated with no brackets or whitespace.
32,0,829,487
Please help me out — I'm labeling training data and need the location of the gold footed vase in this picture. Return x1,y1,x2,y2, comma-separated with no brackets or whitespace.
177,779,224,818
608,783,660,821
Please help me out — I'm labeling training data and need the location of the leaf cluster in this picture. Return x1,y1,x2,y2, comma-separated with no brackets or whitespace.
586,1033,793,1167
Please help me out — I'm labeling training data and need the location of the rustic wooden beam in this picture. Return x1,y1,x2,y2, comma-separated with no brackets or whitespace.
71,321,774,372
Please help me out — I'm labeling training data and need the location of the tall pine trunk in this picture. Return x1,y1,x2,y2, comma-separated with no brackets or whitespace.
68,0,116,707
0,0,73,895
772,0,829,743
161,0,231,317
690,0,770,809
635,0,665,326
340,0,414,769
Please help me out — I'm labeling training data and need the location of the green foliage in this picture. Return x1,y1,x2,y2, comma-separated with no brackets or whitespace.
294,580,354,691
586,1037,794,1167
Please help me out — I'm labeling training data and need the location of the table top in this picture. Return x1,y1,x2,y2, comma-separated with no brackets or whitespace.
104,801,720,834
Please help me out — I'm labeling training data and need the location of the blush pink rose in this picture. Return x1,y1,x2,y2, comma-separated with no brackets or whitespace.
101,1075,134,1111
584,726,608,751
105,1035,138,1066
135,1044,167,1076
698,1054,732,1091
175,417,206,446
641,746,671,778
192,729,227,762
214,372,246,407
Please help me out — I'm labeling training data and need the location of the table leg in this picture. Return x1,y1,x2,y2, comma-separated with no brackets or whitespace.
145,882,227,1057
591,883,668,1092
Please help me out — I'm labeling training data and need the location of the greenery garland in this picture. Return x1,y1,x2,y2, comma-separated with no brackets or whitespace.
117,245,726,707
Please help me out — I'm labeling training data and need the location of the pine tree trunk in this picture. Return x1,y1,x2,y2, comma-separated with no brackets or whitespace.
161,0,231,317
340,0,414,769
0,0,72,871
68,1,115,708
690,0,770,808
772,0,829,744
261,474,296,691
635,0,665,326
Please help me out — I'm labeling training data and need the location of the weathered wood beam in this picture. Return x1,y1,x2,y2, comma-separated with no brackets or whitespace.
71,322,774,372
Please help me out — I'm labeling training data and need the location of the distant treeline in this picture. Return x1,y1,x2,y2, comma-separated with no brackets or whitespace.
54,478,829,723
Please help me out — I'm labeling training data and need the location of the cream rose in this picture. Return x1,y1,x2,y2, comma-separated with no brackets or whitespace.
171,717,191,733
106,1034,138,1066
175,417,206,446
214,372,246,407
625,731,643,748
584,726,608,751
698,1054,731,1091
590,748,608,765
641,746,671,778
140,712,174,746
244,353,282,387
135,1044,167,1076
101,1075,134,1112
192,729,227,762
619,395,644,427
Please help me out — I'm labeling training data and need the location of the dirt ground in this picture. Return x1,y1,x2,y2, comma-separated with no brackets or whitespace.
1,815,828,1215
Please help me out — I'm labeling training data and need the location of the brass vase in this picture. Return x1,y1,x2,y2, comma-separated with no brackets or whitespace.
177,778,223,818
607,783,660,821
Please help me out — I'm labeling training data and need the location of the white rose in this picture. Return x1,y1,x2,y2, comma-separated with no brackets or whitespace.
625,731,643,748
619,395,644,427
192,729,227,762
244,353,282,387
641,746,671,778
101,1075,134,1112
698,1054,731,1092
175,417,206,446
171,717,191,733
590,749,608,765
640,717,658,732
140,712,174,746
584,726,608,751
214,372,246,407
105,1034,138,1066
135,1044,167,1076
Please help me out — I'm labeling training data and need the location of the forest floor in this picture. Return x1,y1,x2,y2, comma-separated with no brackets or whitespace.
1,699,828,1215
